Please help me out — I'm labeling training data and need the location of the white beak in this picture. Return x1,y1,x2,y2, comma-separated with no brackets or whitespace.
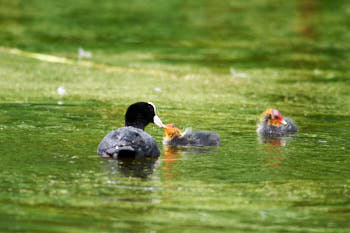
281,119,288,125
153,115,164,127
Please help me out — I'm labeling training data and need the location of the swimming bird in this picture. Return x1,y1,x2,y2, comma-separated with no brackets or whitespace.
97,102,164,159
257,109,298,136
163,123,220,146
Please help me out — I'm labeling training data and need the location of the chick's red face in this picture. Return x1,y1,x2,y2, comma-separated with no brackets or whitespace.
269,109,287,126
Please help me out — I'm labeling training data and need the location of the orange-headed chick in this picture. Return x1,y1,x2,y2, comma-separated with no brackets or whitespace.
163,123,183,141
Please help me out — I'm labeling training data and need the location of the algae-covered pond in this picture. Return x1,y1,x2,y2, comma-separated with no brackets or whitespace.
0,0,350,232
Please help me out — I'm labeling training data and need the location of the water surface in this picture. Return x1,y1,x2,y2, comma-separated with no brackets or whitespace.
0,0,350,232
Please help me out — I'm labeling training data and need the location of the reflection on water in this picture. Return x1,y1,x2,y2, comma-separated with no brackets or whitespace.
162,145,219,180
163,146,183,181
258,135,294,168
297,0,318,39
100,145,219,180
101,157,160,179
258,135,289,147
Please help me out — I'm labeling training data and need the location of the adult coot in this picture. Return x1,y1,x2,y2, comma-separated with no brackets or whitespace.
163,123,220,146
257,108,298,136
97,102,164,159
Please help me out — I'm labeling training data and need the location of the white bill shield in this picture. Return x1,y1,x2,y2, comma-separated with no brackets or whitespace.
153,115,164,127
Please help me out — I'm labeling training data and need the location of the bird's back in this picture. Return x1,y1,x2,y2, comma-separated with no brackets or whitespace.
192,131,221,146
97,126,160,158
164,130,220,146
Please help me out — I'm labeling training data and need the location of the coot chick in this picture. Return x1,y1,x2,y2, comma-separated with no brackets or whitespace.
257,108,298,136
163,124,220,146
97,102,164,159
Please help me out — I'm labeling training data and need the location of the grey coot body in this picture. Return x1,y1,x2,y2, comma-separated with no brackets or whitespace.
163,124,220,146
97,102,164,159
257,109,298,136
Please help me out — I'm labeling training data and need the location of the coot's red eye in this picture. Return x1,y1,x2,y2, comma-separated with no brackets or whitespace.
274,115,278,119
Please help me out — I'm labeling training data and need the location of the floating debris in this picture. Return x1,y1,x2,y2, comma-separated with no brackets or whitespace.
313,69,321,75
230,67,249,78
57,86,66,96
154,87,162,92
78,47,92,59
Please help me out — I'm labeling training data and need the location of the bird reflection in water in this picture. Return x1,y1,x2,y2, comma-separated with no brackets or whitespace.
297,0,318,39
161,145,219,201
258,135,294,168
162,145,219,180
163,145,183,181
101,156,160,179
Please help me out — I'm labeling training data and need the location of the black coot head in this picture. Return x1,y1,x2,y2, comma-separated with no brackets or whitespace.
125,102,163,130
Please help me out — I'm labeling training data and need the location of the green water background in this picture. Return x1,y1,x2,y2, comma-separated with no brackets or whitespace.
0,0,349,232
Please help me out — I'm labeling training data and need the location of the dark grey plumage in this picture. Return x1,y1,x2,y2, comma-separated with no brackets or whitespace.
98,127,160,159
164,130,221,146
257,118,298,136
